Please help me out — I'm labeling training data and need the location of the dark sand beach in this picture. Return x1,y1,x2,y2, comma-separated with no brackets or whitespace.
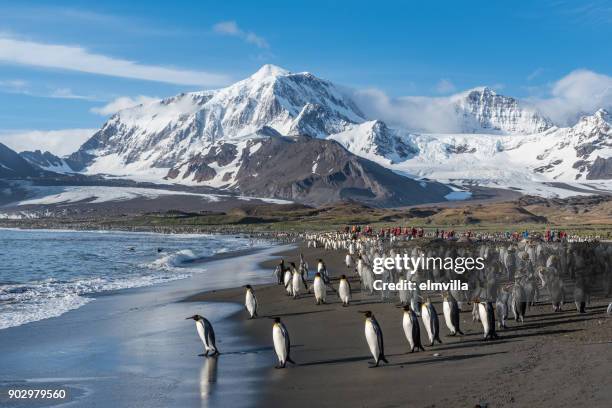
189,243,612,408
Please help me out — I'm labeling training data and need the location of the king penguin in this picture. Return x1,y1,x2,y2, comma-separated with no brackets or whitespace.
186,315,219,357
420,298,442,346
442,293,464,336
401,305,425,352
313,272,327,305
290,263,307,299
360,311,389,367
244,285,258,318
271,317,295,369
338,274,351,306
476,300,499,340
511,284,527,323
283,268,293,296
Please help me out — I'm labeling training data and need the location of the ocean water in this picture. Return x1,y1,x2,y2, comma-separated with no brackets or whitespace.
0,228,264,330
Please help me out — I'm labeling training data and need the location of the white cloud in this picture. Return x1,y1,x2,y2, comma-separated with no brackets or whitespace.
213,21,269,49
48,87,97,100
213,21,240,35
0,79,98,100
349,88,465,133
527,67,544,81
0,36,231,87
0,79,28,89
435,78,456,94
529,69,612,125
90,95,159,115
0,128,95,155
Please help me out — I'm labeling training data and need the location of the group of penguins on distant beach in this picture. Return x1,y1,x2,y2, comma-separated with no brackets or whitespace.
187,232,612,369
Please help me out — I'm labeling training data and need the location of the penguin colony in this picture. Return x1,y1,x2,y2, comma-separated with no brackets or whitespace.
188,233,612,369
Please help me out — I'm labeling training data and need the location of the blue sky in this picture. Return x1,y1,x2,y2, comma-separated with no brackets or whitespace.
0,0,611,154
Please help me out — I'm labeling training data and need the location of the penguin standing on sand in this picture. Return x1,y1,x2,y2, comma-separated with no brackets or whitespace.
271,317,295,369
290,262,308,299
317,259,329,283
186,315,219,357
283,268,293,296
511,284,527,322
338,274,351,306
313,272,327,305
244,285,258,318
476,300,499,340
496,285,511,329
442,293,463,336
360,311,389,367
421,298,442,346
345,253,352,269
401,305,425,352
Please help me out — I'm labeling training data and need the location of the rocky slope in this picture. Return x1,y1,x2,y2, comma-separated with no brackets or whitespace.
20,150,75,173
166,135,451,206
0,143,47,178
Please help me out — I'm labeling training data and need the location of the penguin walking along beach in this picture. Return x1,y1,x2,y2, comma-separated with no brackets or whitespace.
244,285,258,318
313,272,327,305
345,253,352,269
271,317,295,369
338,274,351,306
186,315,219,357
401,305,425,352
421,298,442,346
496,286,511,329
476,300,499,340
283,268,293,296
317,259,330,283
442,293,464,336
290,263,308,299
360,311,389,367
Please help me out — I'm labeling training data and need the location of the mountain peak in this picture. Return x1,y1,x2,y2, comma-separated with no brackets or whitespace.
468,86,497,95
594,108,610,120
250,64,291,80
452,86,552,134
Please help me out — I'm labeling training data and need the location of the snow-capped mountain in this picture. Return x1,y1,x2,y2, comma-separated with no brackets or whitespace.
328,121,418,164
452,87,553,134
67,64,364,172
57,64,611,202
20,150,75,173
534,109,611,180
351,109,611,197
0,143,47,178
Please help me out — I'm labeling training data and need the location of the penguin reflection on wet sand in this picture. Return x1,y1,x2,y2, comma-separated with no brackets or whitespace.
360,311,389,367
271,317,295,369
401,305,425,353
186,315,220,357
244,285,258,318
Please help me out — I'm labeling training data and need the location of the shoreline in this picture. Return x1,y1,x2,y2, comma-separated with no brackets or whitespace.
0,237,293,408
187,242,612,408
0,228,274,332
